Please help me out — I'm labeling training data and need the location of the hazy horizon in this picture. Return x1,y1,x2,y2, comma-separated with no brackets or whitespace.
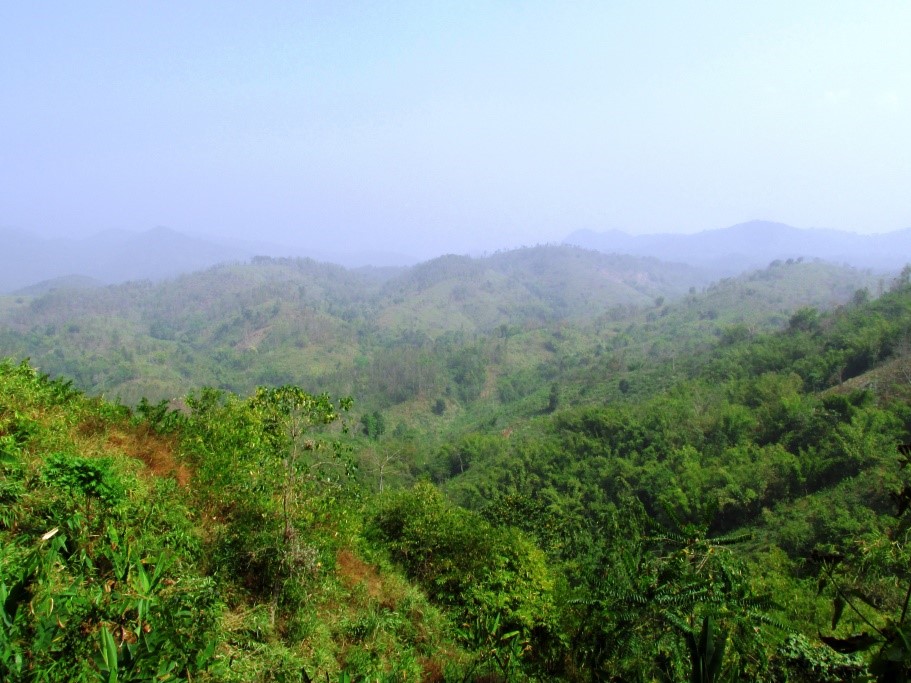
3,3,910,259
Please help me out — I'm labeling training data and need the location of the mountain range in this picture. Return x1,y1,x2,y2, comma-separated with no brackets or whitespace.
564,220,911,275
0,226,248,293
0,226,416,293
3,219,910,293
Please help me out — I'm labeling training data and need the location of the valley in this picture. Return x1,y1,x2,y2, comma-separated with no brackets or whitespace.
1,246,910,681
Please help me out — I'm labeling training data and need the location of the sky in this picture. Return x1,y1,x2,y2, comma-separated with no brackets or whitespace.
2,2,910,260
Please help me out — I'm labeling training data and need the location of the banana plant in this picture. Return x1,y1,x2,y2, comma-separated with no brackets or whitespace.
685,615,728,683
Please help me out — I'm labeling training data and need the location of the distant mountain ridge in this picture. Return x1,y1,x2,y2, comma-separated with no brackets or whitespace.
4,220,909,293
0,226,419,293
565,220,911,275
12,274,105,296
0,226,251,293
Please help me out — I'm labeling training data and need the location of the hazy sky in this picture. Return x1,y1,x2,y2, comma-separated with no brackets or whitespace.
2,2,910,259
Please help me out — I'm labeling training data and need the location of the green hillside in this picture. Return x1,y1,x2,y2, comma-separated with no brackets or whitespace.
0,249,874,411
2,261,910,680
0,360,475,681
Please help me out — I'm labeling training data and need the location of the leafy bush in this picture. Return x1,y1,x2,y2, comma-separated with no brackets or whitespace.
370,483,556,676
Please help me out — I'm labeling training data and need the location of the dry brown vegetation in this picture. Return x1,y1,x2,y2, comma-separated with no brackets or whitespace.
106,424,190,486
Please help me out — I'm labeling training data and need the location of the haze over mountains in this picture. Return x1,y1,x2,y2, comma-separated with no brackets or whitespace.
0,226,417,293
3,220,910,293
0,227,246,293
565,220,911,275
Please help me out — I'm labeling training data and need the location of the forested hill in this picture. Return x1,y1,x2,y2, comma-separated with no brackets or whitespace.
377,247,701,329
0,246,876,408
5,245,705,332
2,267,911,681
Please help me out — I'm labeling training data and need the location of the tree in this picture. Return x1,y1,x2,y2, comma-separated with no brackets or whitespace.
370,483,556,678
361,446,403,493
814,441,911,681
186,385,352,623
572,518,777,681
360,410,386,440
547,383,560,413
248,385,351,543
789,307,820,334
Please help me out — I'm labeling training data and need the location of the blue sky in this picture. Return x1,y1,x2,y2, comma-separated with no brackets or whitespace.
2,2,909,259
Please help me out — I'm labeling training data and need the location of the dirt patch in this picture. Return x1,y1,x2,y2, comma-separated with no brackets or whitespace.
336,548,384,601
76,414,109,437
235,325,272,351
107,425,191,486
419,657,446,683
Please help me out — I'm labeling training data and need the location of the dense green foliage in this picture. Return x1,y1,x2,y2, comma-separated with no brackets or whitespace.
1,253,910,680
0,361,467,681
0,249,873,413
